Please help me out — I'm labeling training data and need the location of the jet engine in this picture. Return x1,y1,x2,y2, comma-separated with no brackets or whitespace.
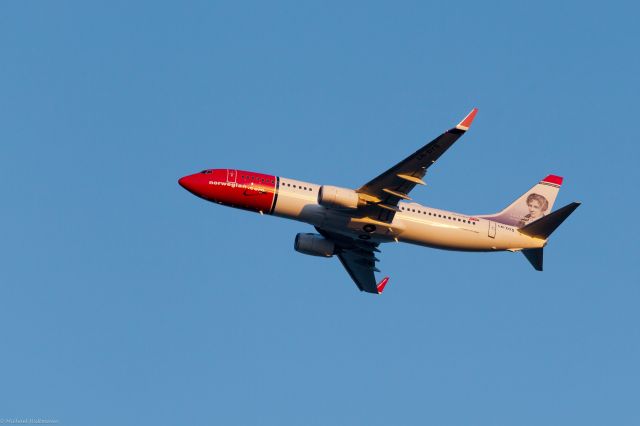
294,233,335,257
317,185,361,210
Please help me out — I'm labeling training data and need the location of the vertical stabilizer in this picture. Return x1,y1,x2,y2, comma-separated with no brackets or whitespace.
480,175,563,227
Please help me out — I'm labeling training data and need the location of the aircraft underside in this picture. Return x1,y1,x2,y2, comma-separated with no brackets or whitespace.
179,108,580,294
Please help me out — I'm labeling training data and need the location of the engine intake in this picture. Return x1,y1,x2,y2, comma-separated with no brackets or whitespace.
294,233,335,257
317,185,361,210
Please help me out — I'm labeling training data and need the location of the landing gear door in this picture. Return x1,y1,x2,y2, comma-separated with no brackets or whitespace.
226,169,237,184
488,221,496,238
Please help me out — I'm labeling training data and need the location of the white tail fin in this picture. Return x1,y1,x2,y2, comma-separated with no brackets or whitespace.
480,175,563,228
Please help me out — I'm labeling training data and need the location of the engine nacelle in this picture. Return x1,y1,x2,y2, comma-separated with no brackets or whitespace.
294,233,335,257
317,185,361,210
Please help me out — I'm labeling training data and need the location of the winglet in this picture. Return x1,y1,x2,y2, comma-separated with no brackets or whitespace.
376,277,390,294
455,108,478,131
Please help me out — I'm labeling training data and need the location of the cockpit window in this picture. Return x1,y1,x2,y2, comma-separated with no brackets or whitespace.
201,170,213,174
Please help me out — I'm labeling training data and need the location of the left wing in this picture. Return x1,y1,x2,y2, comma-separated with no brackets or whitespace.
357,108,478,222
316,227,389,294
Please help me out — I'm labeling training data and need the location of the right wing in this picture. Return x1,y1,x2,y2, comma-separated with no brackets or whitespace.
357,108,478,223
315,227,389,294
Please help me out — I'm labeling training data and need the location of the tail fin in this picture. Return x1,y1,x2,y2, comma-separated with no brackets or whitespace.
480,175,564,227
518,202,581,240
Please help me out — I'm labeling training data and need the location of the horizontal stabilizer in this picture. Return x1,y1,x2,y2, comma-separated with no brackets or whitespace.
522,248,543,271
518,202,581,240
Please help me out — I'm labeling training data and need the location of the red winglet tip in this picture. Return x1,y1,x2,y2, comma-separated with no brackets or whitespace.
456,108,478,130
377,277,390,294
542,174,563,185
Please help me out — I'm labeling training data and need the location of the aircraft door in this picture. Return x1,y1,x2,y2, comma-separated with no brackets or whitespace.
488,221,496,238
226,169,237,183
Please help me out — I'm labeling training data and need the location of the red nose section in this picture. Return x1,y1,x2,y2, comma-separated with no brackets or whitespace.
178,169,278,214
179,172,221,200
178,175,196,193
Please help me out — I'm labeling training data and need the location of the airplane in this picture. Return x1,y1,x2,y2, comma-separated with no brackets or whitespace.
178,109,580,294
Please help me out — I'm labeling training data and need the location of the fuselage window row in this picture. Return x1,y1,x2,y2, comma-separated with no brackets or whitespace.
400,205,476,225
282,182,313,191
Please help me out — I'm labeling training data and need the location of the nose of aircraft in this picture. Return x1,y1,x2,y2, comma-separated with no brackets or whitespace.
178,174,197,193
178,172,218,201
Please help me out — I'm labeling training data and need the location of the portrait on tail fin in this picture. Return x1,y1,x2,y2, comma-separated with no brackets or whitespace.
517,193,549,227
479,175,562,228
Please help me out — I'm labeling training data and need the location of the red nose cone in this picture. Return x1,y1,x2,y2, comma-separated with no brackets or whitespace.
178,175,196,193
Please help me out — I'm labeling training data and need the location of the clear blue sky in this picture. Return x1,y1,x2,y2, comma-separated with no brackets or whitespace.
1,1,638,425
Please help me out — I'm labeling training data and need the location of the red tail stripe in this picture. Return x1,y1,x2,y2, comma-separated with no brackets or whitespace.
542,175,563,185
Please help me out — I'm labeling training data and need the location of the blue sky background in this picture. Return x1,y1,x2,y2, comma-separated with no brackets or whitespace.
1,1,639,425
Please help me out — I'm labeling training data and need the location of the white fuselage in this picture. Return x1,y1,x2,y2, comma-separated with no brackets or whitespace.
273,176,544,252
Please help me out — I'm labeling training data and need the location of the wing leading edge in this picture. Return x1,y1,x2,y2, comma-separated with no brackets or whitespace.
357,108,478,222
